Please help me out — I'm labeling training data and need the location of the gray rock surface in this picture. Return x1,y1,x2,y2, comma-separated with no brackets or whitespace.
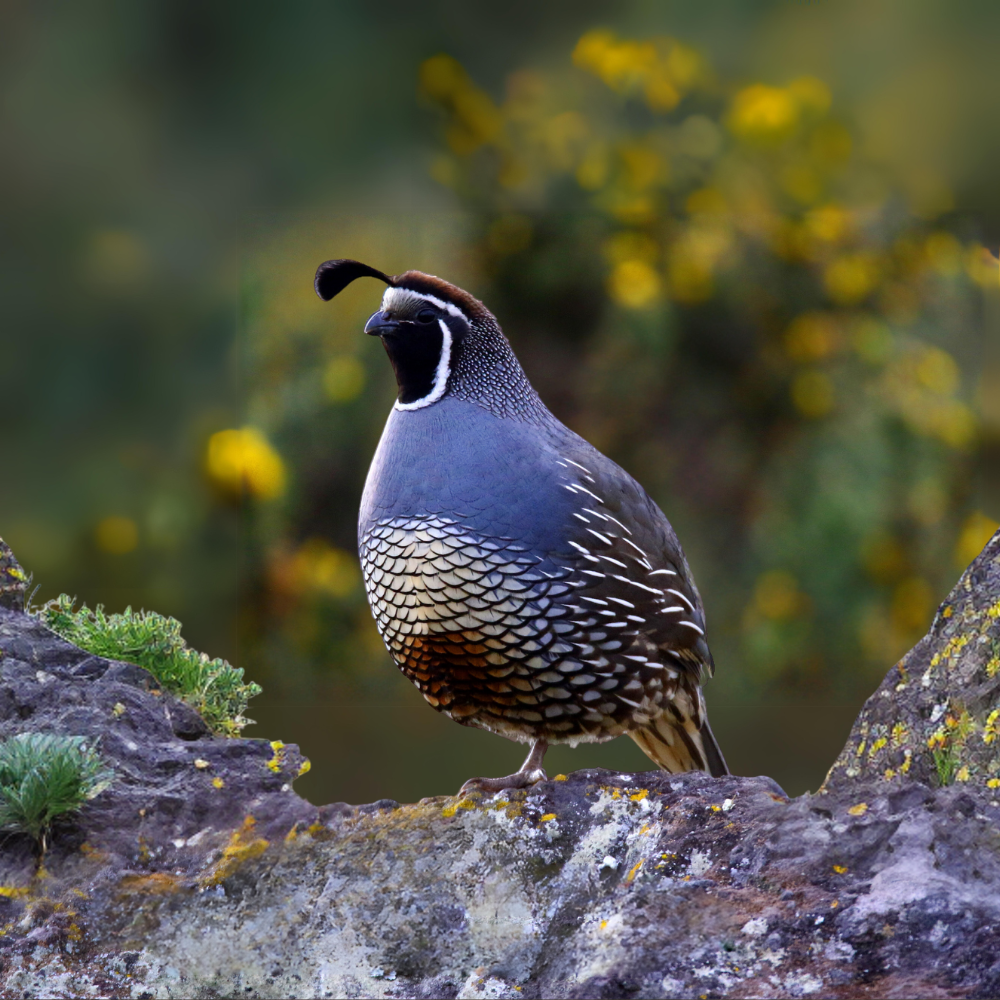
0,533,996,999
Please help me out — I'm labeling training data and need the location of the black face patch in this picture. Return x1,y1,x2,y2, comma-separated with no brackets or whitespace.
380,320,445,404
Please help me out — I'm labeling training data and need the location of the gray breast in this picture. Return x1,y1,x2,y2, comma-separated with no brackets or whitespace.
359,398,704,744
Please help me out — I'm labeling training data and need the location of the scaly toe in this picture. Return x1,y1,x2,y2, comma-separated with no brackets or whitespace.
459,769,548,795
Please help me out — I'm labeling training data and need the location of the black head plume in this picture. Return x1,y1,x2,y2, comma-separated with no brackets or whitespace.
314,259,393,302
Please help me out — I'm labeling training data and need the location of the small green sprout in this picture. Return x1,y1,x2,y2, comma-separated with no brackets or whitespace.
37,595,261,735
0,733,113,848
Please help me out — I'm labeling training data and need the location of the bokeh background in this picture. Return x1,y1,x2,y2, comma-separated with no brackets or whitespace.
3,0,999,802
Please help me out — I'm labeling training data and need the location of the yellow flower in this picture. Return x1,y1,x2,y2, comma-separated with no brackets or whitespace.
728,84,798,140
824,251,881,304
205,428,286,500
608,259,661,309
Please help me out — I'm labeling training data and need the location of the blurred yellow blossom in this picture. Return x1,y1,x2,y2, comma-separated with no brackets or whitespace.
791,369,834,417
206,428,286,500
805,204,850,243
609,259,661,309
323,356,366,403
955,512,999,569
290,539,358,598
95,516,138,555
419,55,503,155
269,539,359,602
728,84,798,141
824,251,881,304
572,31,700,113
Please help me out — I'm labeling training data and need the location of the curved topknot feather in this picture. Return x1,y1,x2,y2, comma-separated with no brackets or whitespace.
314,259,393,301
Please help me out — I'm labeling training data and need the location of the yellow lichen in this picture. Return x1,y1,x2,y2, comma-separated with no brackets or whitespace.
832,864,848,874
119,872,185,896
956,765,971,782
891,722,908,744
199,817,269,887
629,789,649,802
540,813,556,822
441,798,477,819
987,778,1000,789
212,777,225,789
868,737,888,757
884,768,896,780
267,740,286,773
0,886,29,899
554,774,568,781
625,859,644,883
298,759,311,776
901,749,913,773
847,802,868,816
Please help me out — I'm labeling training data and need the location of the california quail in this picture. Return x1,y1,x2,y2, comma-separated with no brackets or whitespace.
316,259,729,792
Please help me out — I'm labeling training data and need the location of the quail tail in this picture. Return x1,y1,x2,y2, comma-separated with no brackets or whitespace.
629,712,730,777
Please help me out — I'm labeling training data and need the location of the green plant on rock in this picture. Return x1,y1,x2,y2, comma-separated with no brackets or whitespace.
0,733,113,849
38,595,261,735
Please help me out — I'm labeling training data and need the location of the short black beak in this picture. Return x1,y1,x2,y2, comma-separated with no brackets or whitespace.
364,311,399,337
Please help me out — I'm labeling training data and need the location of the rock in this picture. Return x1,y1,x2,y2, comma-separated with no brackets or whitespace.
0,538,27,611
0,535,995,998
825,528,1000,791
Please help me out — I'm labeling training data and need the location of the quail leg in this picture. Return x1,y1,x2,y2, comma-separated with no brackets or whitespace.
459,738,548,794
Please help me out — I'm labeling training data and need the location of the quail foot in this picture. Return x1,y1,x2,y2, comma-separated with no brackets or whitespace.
316,259,729,794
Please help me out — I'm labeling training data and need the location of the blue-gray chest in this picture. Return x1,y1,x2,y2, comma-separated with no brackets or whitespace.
357,397,699,744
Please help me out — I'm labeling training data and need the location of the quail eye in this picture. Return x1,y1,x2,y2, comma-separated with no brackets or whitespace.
415,308,437,325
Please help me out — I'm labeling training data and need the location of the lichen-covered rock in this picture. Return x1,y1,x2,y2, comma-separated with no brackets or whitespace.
825,529,1000,791
0,537,27,611
0,536,996,999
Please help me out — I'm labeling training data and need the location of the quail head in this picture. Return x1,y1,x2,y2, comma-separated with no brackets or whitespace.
316,258,728,793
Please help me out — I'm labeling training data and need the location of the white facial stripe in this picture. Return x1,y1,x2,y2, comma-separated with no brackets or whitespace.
381,286,469,322
394,317,453,411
